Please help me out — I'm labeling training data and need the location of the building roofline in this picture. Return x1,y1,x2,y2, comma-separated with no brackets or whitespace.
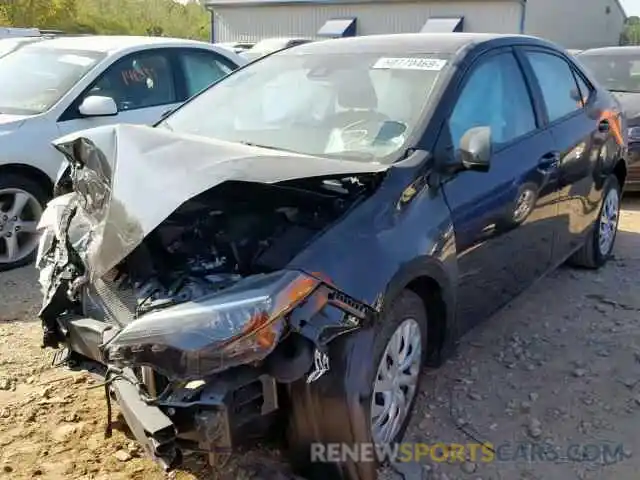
205,0,521,8
612,0,628,20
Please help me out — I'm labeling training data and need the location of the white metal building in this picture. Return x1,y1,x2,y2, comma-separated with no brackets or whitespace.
204,0,627,50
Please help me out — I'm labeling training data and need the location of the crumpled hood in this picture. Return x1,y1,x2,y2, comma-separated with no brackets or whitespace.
612,92,640,124
50,123,389,280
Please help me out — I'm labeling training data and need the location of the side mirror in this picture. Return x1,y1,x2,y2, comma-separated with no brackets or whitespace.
458,126,492,172
78,95,118,117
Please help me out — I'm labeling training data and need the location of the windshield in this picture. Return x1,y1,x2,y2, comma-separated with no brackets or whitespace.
578,53,640,93
161,51,448,163
0,45,104,114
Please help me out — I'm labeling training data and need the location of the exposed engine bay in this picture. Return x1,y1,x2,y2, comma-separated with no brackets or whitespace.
91,177,371,319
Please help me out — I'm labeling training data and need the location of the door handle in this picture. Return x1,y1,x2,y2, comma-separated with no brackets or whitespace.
598,120,610,133
537,152,560,173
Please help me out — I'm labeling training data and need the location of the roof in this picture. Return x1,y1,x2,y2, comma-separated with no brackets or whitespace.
579,46,640,56
25,35,211,53
281,32,538,55
205,0,519,7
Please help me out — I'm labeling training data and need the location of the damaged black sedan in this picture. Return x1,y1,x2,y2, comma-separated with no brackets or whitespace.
36,33,628,479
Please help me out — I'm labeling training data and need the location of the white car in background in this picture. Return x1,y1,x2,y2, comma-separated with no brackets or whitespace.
0,35,246,271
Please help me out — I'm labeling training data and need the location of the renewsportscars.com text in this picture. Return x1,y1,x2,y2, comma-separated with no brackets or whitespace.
310,442,632,464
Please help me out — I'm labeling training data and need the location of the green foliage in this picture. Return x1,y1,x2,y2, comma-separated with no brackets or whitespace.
0,0,210,40
621,16,640,45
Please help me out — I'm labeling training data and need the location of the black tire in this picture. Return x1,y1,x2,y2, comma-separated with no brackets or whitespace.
286,289,428,480
0,173,49,272
568,175,620,269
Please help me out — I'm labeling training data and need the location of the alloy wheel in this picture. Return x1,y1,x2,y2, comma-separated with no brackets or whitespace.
0,188,43,264
598,187,619,257
370,318,422,444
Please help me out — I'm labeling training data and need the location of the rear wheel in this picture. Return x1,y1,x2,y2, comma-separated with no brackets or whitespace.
568,175,620,269
0,174,48,272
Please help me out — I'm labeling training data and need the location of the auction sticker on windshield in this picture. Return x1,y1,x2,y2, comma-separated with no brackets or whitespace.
372,57,447,71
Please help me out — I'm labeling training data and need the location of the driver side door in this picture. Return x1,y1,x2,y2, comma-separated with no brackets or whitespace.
439,47,560,332
56,49,181,137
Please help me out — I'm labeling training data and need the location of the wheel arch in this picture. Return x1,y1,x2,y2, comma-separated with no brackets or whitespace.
382,256,457,367
0,163,54,198
613,157,627,192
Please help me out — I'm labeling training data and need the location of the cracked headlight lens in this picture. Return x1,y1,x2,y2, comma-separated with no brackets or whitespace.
104,270,319,380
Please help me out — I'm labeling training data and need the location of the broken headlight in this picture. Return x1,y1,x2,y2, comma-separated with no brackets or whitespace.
103,270,319,380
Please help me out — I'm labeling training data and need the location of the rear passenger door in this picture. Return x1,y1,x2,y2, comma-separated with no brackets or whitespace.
439,48,560,331
176,49,237,99
518,48,604,263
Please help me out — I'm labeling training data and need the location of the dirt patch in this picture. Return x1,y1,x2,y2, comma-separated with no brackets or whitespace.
2,199,640,480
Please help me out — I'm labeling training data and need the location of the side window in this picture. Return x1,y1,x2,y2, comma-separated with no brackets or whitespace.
573,71,592,106
180,50,234,98
525,51,581,122
448,52,536,149
88,51,176,111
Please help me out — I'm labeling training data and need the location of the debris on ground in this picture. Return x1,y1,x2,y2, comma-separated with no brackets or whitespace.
3,200,640,479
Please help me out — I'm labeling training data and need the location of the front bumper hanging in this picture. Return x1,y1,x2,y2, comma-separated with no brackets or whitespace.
110,368,180,470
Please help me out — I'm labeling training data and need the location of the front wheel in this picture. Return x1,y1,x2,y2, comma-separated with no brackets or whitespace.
286,290,428,479
368,291,426,445
568,175,620,269
0,173,48,272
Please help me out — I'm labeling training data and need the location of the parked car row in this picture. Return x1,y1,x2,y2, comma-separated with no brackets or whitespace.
217,40,255,54
34,32,632,480
239,37,315,60
217,37,317,60
576,46,640,188
0,35,247,270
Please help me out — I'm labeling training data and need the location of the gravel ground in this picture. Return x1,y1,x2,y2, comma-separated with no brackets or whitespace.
2,199,640,480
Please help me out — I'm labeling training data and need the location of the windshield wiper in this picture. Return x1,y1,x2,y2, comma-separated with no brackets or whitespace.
609,89,637,93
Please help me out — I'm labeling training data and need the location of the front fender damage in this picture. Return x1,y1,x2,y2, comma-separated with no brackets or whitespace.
35,124,387,473
270,275,378,384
